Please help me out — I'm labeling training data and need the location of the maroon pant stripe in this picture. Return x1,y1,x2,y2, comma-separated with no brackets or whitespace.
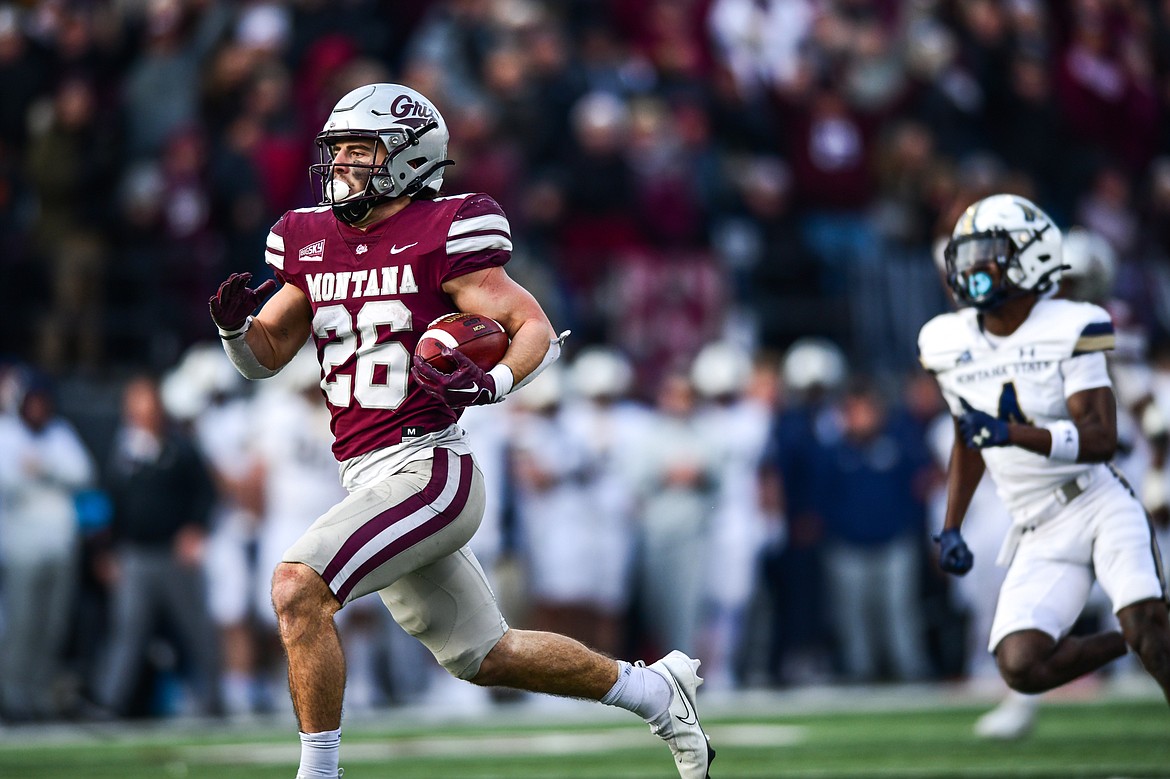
333,451,474,603
323,448,452,585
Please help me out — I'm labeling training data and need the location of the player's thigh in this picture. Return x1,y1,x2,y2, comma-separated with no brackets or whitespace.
989,553,1094,652
283,448,485,606
1090,480,1168,613
378,544,507,680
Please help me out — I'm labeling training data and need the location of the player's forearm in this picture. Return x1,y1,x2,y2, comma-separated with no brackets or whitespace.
944,440,984,531
243,318,284,371
1003,418,1116,462
498,317,557,385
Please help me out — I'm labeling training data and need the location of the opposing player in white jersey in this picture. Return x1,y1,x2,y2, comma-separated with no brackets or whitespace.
919,194,1170,708
208,83,712,779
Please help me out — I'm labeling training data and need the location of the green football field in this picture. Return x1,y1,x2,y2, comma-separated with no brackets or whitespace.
1,684,1167,778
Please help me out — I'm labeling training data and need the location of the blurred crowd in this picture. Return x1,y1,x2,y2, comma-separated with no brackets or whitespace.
4,0,1170,722
3,0,1170,376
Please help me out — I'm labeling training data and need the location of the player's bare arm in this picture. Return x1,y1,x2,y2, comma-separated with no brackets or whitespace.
943,417,986,532
246,282,313,371
993,386,1117,461
443,265,556,385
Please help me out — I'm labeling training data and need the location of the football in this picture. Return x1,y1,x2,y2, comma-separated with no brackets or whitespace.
416,312,509,372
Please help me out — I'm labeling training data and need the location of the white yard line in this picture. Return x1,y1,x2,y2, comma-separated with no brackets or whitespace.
184,724,807,766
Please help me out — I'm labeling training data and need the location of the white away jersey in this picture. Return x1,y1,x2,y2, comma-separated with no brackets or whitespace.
918,299,1115,515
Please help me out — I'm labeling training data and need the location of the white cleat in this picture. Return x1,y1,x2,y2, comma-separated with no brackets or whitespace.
974,694,1038,740
644,651,715,778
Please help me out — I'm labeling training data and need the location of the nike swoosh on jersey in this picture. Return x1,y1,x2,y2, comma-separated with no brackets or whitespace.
390,242,419,254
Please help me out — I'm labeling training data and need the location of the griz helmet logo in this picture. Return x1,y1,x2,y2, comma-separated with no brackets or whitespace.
375,95,437,127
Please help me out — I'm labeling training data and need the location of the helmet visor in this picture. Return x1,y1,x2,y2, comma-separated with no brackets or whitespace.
947,233,1015,273
945,232,1018,308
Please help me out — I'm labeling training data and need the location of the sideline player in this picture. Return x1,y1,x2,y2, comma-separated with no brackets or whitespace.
919,194,1170,713
208,83,713,779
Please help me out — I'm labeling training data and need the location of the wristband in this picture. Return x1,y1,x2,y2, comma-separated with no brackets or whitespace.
218,315,253,341
487,363,515,399
1046,419,1080,463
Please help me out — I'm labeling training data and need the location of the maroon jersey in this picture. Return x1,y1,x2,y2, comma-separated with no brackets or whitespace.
264,193,511,461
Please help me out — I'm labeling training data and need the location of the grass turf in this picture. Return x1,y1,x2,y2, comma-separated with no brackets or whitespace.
0,693,1166,778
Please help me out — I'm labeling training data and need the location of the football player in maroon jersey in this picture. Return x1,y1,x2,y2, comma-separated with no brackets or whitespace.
209,83,713,779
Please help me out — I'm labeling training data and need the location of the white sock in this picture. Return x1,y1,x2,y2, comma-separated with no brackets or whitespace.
297,729,341,778
600,660,672,721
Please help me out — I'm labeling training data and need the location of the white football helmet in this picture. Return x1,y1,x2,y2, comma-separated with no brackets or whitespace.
690,341,752,400
943,193,1064,309
1060,227,1117,303
310,83,453,224
568,346,633,401
782,337,847,394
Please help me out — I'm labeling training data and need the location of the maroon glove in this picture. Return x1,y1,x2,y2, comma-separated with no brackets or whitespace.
411,347,499,408
209,272,277,334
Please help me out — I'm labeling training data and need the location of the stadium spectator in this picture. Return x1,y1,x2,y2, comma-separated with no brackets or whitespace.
756,337,846,686
561,346,645,657
628,370,720,658
0,372,95,721
166,343,267,718
690,342,773,691
24,76,118,373
510,365,624,651
818,375,934,683
93,375,222,718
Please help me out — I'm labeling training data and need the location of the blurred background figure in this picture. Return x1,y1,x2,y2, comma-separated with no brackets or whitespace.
561,346,645,656
819,375,934,683
756,337,847,686
0,372,95,721
689,342,773,692
629,370,720,658
163,341,265,716
511,364,631,656
25,76,116,374
93,375,222,718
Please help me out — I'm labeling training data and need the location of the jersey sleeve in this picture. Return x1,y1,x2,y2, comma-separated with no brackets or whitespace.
264,213,294,285
1055,302,1114,397
1072,318,1115,356
1061,351,1112,397
917,312,963,374
441,193,512,283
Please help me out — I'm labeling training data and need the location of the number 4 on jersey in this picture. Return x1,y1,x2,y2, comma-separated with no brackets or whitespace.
996,381,1029,425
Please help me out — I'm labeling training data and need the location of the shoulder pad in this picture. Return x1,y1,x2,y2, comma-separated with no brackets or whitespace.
918,310,975,373
1033,299,1115,357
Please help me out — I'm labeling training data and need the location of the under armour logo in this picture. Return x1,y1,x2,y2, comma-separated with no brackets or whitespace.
973,427,992,446
355,244,368,255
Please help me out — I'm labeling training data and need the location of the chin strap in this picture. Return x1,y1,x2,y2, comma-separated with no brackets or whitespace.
332,198,375,225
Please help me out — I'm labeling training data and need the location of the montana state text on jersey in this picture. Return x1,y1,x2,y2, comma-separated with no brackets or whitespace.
918,299,1116,514
264,192,510,460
